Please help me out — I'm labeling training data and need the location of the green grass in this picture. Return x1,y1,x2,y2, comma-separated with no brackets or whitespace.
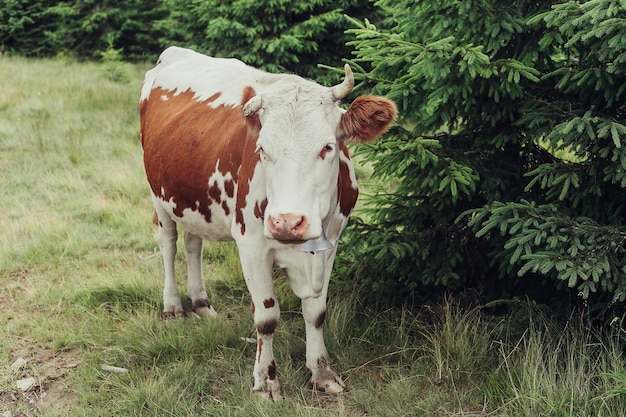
1,55,626,416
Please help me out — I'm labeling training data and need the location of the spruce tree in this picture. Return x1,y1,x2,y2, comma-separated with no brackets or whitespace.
338,0,626,312
162,0,383,82
0,0,169,61
0,0,72,56
64,0,169,61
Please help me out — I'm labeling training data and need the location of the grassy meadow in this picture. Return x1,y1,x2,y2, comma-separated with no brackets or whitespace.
1,56,626,416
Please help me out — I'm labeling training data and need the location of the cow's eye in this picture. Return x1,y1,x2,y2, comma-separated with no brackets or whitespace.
320,143,335,160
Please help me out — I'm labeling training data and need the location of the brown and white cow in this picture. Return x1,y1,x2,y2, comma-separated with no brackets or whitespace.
139,46,396,399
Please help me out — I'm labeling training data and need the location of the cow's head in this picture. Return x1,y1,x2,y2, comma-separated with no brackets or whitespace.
243,65,396,243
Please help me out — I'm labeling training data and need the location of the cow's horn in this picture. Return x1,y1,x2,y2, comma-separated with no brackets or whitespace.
243,95,263,116
331,64,354,101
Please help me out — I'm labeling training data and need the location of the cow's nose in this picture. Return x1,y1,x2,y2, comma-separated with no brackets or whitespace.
267,214,308,241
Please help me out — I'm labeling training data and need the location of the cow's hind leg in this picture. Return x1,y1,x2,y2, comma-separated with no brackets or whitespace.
155,212,184,318
183,232,216,318
302,296,345,394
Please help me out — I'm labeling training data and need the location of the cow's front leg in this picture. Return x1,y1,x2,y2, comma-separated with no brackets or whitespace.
183,232,216,318
155,212,184,318
240,255,282,400
253,300,281,401
302,295,345,394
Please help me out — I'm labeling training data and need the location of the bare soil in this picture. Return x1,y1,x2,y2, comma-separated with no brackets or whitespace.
2,345,80,416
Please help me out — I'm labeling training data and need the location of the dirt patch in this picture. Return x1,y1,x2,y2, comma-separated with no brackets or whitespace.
2,345,80,416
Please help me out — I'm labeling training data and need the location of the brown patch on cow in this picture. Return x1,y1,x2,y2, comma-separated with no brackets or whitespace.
340,95,397,143
251,300,256,314
263,298,275,309
257,338,263,362
257,319,278,335
224,179,235,198
208,180,222,203
337,143,359,217
314,310,326,329
254,198,268,220
268,360,277,380
235,208,246,235
234,86,262,236
141,82,263,238
234,148,261,236
142,87,257,225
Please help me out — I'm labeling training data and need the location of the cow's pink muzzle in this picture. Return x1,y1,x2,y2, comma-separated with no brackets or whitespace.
267,213,309,242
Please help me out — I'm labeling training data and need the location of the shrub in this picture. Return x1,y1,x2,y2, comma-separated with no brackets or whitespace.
336,0,626,315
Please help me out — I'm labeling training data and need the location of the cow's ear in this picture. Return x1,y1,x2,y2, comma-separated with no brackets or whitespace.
243,95,263,117
339,95,397,143
242,94,263,132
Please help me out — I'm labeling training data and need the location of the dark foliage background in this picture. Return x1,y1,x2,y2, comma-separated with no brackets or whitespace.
0,0,381,82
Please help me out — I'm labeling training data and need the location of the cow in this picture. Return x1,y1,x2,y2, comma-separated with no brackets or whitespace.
139,46,396,400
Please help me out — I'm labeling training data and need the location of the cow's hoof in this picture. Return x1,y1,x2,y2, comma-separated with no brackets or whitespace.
161,306,184,319
253,389,283,402
312,377,346,394
194,305,217,318
190,298,217,318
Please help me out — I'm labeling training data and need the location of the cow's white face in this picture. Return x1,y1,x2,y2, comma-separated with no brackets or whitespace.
243,65,397,243
252,88,344,242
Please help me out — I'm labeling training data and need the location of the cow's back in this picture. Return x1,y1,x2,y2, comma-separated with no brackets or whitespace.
140,47,261,240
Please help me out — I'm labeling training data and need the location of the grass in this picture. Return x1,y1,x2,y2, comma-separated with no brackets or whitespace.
1,55,626,416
